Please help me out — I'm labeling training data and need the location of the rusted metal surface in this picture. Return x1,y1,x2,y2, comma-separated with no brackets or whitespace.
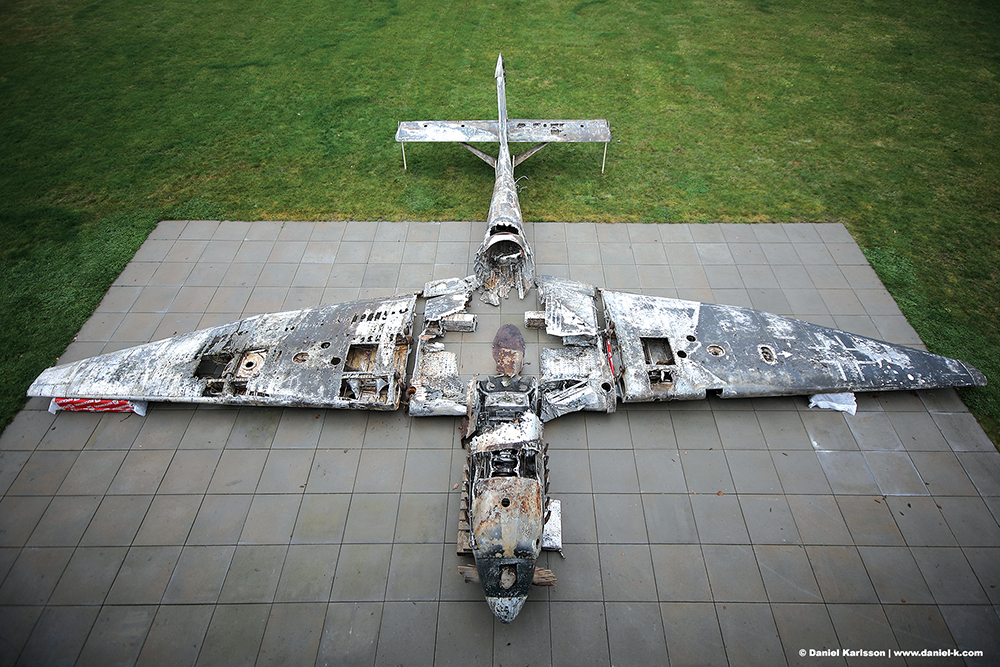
457,564,556,586
601,290,987,402
524,311,545,329
492,323,525,377
463,373,547,623
28,295,417,410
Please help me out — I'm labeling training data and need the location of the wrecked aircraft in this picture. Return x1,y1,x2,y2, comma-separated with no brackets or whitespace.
27,54,986,624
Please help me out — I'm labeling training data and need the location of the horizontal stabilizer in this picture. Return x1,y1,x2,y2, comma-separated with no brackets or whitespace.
396,119,610,143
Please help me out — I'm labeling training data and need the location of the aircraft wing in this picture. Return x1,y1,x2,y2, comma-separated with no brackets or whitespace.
600,290,987,402
395,119,610,143
524,277,985,420
26,278,985,418
27,295,418,410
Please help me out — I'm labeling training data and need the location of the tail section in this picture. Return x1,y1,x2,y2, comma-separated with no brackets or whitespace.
395,54,609,305
395,53,609,170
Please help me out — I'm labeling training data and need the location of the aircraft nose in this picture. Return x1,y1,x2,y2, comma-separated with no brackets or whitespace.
475,556,536,623
486,595,527,623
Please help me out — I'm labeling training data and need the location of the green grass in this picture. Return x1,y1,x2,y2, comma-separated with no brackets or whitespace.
2,0,998,443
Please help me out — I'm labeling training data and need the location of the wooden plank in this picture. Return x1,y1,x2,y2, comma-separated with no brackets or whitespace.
458,565,557,586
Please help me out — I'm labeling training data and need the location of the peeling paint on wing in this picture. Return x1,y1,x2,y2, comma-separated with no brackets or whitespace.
28,295,417,409
601,290,986,401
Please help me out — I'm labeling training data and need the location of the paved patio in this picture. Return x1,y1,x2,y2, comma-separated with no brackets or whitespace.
1,219,998,666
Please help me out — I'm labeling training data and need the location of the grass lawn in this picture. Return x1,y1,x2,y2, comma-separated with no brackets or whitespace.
1,0,998,443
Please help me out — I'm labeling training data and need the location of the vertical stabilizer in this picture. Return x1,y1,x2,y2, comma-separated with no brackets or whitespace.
495,54,509,156
476,54,533,304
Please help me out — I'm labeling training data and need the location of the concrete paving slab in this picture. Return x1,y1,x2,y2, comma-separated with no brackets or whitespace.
1,220,998,665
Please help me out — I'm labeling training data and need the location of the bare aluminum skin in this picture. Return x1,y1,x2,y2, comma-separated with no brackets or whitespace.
601,290,986,401
28,295,416,410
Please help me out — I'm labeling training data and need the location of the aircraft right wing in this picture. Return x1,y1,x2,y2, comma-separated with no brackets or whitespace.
525,276,986,421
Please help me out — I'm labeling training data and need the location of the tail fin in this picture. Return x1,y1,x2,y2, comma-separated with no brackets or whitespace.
495,53,509,156
395,54,610,171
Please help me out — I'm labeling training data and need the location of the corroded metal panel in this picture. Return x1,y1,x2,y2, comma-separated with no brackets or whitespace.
424,293,472,322
396,120,501,143
506,119,610,143
539,346,616,422
535,276,614,420
423,275,480,298
536,275,599,344
541,498,562,552
408,279,477,417
28,295,417,410
398,54,608,306
407,339,468,417
441,313,477,333
601,290,987,402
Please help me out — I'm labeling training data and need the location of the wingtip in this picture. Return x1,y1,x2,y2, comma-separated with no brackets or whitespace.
495,53,504,79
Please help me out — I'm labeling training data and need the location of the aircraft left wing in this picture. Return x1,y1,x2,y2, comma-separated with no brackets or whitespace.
28,295,417,411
